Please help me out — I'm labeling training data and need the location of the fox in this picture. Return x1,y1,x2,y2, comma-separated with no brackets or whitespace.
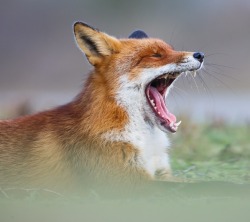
0,22,204,192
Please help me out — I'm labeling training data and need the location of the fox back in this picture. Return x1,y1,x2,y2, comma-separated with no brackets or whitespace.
0,22,203,191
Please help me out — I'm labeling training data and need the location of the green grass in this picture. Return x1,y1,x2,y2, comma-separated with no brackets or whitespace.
171,117,250,184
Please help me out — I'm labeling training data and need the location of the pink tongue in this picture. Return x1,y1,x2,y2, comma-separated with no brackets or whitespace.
149,86,176,123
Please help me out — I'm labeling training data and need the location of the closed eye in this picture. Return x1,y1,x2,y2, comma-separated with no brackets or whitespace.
151,53,162,58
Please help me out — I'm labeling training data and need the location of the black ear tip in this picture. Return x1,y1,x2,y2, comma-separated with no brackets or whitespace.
73,21,97,31
129,30,149,39
74,21,81,26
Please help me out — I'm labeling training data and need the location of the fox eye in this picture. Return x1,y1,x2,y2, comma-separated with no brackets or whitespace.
151,53,162,58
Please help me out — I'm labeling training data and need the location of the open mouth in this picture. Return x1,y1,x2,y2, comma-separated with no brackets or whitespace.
146,72,181,133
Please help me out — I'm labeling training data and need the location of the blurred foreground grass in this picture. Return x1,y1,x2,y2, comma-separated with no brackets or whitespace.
1,116,250,222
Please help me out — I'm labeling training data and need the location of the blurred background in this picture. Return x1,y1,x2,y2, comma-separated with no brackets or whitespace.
1,0,250,123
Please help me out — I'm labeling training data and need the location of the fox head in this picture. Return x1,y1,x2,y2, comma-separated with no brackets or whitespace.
74,22,204,133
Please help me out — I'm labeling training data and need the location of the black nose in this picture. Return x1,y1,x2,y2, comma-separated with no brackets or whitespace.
193,52,204,63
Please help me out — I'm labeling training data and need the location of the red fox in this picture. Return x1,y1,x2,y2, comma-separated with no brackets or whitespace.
0,22,204,191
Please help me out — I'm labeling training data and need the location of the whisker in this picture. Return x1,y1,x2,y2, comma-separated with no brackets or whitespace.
205,63,230,72
202,68,235,92
171,89,185,103
189,72,200,94
168,86,186,110
197,72,210,93
205,62,236,70
168,91,179,108
205,64,225,73
186,74,196,91
198,73,216,114
204,65,239,82
173,85,190,96
205,52,230,58
179,73,190,91
197,72,215,103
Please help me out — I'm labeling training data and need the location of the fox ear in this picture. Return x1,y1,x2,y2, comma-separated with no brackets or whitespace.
129,30,149,39
74,22,121,66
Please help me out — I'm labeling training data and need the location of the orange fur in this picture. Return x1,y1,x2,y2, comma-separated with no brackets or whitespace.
0,22,197,192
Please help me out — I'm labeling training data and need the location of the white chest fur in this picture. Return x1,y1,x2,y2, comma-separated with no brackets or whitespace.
102,115,171,177
128,124,171,176
102,75,171,177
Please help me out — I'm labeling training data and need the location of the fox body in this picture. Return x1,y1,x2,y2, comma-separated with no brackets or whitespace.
0,23,203,191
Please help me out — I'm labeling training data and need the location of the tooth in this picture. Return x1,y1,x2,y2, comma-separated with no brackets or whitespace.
193,71,197,77
175,120,182,127
158,112,161,115
170,122,174,127
170,124,177,132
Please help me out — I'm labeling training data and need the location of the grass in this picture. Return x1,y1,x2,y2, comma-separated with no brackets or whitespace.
171,116,250,184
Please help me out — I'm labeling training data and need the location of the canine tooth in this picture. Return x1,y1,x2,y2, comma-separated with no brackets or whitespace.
172,126,177,131
175,120,182,127
170,125,177,132
193,71,197,77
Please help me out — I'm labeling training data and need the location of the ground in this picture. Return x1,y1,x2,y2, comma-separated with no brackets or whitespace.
1,118,250,222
